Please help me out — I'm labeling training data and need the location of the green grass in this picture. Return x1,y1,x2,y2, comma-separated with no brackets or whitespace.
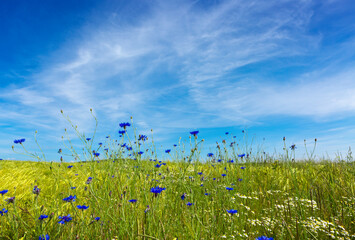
0,158,354,239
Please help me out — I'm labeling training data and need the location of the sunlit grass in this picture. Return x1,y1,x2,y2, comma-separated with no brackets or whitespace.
0,112,354,239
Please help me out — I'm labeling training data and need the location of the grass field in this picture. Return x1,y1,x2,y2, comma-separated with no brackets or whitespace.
0,120,354,239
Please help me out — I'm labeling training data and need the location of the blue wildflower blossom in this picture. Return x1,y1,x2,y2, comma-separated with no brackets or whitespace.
186,202,194,206
290,144,296,150
150,186,166,197
86,138,91,141
241,167,246,170
256,237,274,240
58,214,72,224
222,174,226,177
95,217,100,221
98,142,102,145
238,154,245,158
86,177,93,184
0,190,8,195
129,199,137,203
155,164,162,168
181,193,186,200
77,205,89,210
118,130,126,135
67,165,73,169
226,187,234,191
119,122,131,129
62,195,76,202
39,234,50,240
39,215,48,220
205,193,210,196
207,153,213,157
14,138,25,144
138,135,148,141
0,208,8,216
165,149,171,153
197,172,203,175
218,159,222,162
173,144,177,147
225,132,229,135
227,209,238,215
71,187,76,190
94,153,100,157
190,131,199,136
138,151,144,155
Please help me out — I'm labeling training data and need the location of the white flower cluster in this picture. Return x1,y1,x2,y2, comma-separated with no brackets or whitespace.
301,217,353,240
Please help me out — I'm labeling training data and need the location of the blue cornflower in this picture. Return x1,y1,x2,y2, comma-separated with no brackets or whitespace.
290,144,296,150
104,148,108,151
256,237,274,240
226,187,234,191
126,146,132,151
86,177,93,184
86,138,91,141
207,153,214,157
98,142,102,145
129,199,137,203
0,190,8,195
119,122,131,129
6,197,15,204
39,215,48,220
181,193,186,200
77,205,89,210
190,131,199,136
58,214,72,224
173,144,177,147
0,208,8,216
71,187,76,190
62,195,76,202
162,162,166,165
138,151,144,155
67,165,73,168
39,234,50,240
150,186,166,196
197,172,203,175
119,130,126,135
138,135,148,141
33,186,41,195
213,178,216,180
222,174,226,177
238,154,245,158
218,159,222,162
227,209,238,215
228,160,234,163
155,164,162,168
241,167,246,170
205,193,210,196
14,138,25,144
186,202,194,206
238,178,242,181
225,132,229,135
165,149,171,153
95,217,100,221
94,153,100,157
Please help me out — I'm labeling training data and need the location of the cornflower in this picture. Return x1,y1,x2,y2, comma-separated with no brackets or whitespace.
226,187,234,191
0,190,8,195
77,205,89,210
58,214,72,224
165,149,171,153
6,197,15,204
190,131,199,137
227,209,238,215
0,208,8,216
39,234,50,240
256,237,274,240
39,215,48,220
150,186,166,197
14,138,25,144
33,186,41,195
129,199,137,203
119,122,131,129
62,195,76,202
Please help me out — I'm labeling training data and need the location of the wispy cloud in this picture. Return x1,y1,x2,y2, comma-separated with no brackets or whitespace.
0,0,354,159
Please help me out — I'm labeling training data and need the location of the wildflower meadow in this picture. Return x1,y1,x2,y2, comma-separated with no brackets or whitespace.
0,112,354,240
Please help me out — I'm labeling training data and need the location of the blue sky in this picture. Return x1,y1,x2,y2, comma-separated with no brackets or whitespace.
1,0,355,161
